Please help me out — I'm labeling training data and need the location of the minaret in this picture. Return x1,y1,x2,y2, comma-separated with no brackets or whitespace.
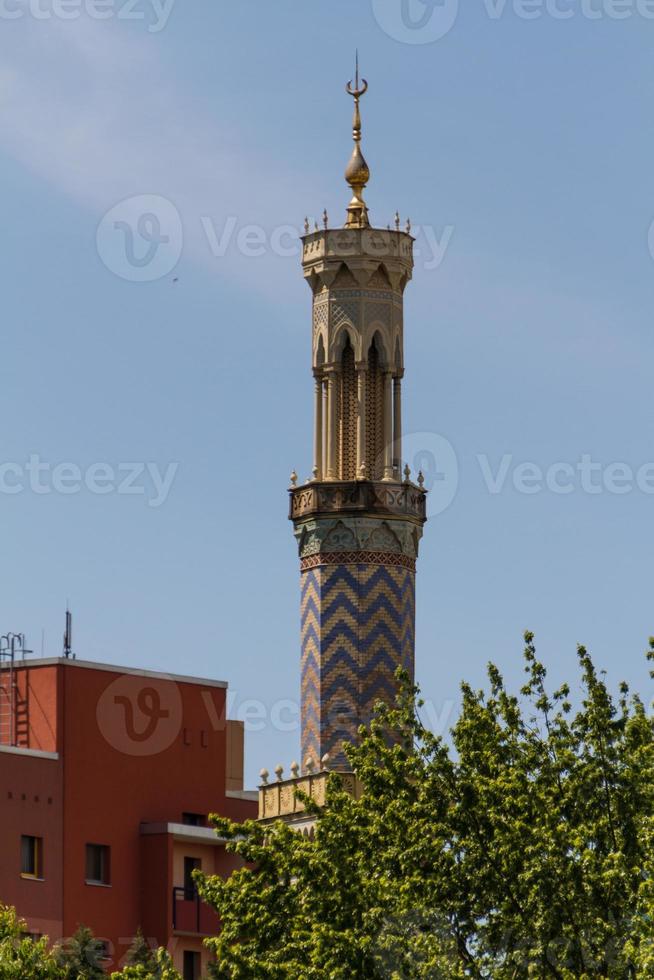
291,66,427,772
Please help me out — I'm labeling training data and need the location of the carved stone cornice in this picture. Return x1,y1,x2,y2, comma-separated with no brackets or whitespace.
289,479,427,525
293,515,423,561
302,228,414,288
258,770,362,827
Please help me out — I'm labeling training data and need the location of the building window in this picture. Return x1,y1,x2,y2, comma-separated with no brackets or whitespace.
183,857,201,899
181,812,205,826
183,951,200,980
85,844,110,886
20,836,43,879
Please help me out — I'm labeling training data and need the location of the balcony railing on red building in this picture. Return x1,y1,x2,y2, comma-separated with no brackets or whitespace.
172,887,220,936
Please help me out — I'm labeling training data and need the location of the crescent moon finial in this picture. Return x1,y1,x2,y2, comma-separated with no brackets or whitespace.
346,77,368,99
344,53,371,229
346,49,368,99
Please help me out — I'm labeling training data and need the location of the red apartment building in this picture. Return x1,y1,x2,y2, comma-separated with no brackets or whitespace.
0,645,256,977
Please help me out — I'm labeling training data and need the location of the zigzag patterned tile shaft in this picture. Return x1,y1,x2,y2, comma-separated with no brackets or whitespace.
300,557,416,770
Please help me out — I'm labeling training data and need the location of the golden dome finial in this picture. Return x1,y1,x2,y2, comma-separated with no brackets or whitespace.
344,52,370,229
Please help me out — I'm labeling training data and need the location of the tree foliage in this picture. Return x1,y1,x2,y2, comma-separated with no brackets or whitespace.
54,925,107,979
110,946,181,980
198,635,654,979
0,905,62,979
0,909,181,980
123,930,157,970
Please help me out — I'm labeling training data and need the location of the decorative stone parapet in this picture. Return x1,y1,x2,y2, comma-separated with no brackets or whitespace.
302,228,414,288
258,769,362,824
289,480,426,524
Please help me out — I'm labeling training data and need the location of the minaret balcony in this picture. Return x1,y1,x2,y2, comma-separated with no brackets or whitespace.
302,227,414,290
289,478,426,525
258,765,362,832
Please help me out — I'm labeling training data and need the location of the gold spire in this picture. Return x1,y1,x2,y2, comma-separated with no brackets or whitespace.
344,52,370,229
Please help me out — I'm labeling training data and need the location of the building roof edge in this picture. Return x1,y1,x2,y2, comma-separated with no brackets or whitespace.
1,657,228,689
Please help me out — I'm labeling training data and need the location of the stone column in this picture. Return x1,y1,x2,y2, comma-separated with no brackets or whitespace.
325,369,339,481
382,372,393,481
393,376,402,479
322,378,328,478
356,364,367,479
313,373,323,481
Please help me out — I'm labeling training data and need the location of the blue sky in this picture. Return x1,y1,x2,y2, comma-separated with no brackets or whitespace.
2,0,654,786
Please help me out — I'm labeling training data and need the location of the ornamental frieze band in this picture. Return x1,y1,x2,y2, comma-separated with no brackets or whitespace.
294,516,422,562
299,551,416,572
289,480,427,524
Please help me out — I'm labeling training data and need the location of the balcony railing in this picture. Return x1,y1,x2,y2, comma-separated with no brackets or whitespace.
172,887,220,936
289,480,427,523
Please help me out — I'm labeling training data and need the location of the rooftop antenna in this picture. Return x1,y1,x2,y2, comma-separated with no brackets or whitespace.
63,607,73,659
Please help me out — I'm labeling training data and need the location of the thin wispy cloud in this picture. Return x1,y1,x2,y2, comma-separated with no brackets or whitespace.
0,16,314,296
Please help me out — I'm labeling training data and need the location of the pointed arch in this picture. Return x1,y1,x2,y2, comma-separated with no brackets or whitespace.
332,263,358,288
331,323,357,364
369,328,390,369
370,263,391,288
315,332,326,369
338,336,357,480
365,334,386,479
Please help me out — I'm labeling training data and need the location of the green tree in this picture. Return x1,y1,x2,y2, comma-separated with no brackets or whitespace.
198,634,654,979
0,904,62,979
0,907,180,980
123,930,157,970
54,924,107,979
110,946,181,980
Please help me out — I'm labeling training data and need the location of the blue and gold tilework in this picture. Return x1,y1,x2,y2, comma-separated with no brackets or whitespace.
300,554,416,770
